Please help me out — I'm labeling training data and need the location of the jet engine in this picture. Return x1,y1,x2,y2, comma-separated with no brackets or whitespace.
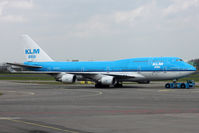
61,74,76,83
100,76,115,85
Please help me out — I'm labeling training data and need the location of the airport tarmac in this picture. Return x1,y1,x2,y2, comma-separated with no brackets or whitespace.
0,80,199,133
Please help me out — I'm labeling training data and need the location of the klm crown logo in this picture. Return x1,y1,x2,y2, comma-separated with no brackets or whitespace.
25,49,40,54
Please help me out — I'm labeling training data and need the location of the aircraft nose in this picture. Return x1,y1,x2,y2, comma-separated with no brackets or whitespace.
188,65,196,71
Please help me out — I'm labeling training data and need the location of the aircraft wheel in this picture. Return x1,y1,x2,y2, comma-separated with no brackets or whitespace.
95,83,101,88
165,83,170,88
180,83,186,89
114,83,123,88
95,83,110,88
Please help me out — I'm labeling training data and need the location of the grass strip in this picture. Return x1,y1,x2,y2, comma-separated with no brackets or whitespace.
178,73,199,82
0,77,54,80
0,74,54,80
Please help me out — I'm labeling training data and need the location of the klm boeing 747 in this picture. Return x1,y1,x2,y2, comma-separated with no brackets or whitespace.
7,35,196,88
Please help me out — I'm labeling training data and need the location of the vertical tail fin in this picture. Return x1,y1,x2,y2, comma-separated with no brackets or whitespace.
22,35,53,62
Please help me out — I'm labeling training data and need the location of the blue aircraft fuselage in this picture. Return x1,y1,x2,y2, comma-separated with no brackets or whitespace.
24,57,195,73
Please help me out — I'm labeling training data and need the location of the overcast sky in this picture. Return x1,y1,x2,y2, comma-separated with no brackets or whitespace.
0,0,199,62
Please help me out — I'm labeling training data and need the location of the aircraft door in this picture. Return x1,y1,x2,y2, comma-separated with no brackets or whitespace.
137,66,141,73
106,66,110,73
81,67,84,72
163,66,167,73
163,57,168,73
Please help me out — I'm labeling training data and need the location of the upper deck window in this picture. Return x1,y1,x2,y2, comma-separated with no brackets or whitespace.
176,59,183,62
133,60,148,63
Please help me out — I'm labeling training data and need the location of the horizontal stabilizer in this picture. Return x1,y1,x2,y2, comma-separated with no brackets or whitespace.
7,71,59,74
6,63,42,68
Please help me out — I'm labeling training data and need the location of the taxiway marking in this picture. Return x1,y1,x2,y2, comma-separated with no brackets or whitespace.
78,90,103,98
158,89,175,92
0,117,20,120
5,91,35,96
4,118,80,133
63,89,103,98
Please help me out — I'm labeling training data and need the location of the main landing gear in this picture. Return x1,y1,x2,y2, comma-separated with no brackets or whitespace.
95,83,109,88
114,82,123,88
95,82,123,88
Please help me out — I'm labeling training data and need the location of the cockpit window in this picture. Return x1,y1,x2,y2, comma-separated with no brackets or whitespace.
176,59,183,62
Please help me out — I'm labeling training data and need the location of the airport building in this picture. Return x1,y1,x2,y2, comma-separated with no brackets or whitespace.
0,63,27,73
0,63,8,73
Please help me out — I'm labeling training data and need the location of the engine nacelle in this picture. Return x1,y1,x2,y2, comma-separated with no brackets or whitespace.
100,76,115,85
61,74,76,83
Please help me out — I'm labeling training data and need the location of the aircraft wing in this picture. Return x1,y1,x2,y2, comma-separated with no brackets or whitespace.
7,70,143,79
6,62,144,81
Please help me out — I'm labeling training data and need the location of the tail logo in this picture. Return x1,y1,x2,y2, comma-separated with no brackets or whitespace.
25,49,40,59
25,49,40,54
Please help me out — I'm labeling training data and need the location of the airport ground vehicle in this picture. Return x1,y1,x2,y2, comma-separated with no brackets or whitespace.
165,80,195,89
